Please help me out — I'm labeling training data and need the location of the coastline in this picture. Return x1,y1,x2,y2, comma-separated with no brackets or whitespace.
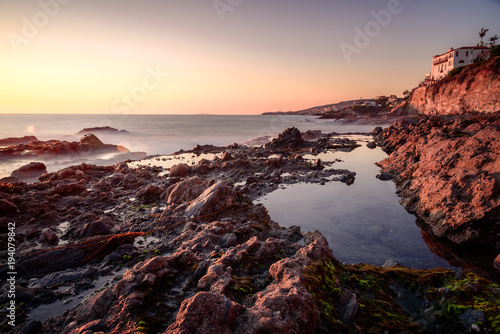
1,121,499,333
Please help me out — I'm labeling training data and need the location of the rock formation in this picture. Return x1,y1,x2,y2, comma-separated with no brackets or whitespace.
394,57,500,115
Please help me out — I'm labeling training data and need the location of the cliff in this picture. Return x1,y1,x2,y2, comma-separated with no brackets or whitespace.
394,57,500,115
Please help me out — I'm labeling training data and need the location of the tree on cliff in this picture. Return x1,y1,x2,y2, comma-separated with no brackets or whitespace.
479,28,489,46
490,34,499,46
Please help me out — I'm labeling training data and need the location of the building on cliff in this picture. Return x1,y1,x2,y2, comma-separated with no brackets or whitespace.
427,46,490,82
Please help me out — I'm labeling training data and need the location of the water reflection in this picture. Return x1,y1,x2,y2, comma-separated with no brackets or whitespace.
259,136,457,270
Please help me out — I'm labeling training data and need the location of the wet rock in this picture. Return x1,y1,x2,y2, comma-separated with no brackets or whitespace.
167,176,205,205
57,168,77,180
30,267,98,288
246,176,257,184
184,182,236,218
169,163,190,177
265,127,305,150
0,176,19,183
0,199,18,214
340,172,356,185
338,290,359,324
11,162,47,180
376,115,500,247
366,141,377,149
221,152,232,161
494,254,500,271
382,259,399,268
39,228,58,244
166,292,243,334
376,172,393,181
0,135,38,145
79,217,113,238
53,182,87,196
79,133,105,150
220,233,237,248
78,289,115,320
459,309,485,328
136,184,164,204
76,126,129,135
372,127,383,135
17,319,42,334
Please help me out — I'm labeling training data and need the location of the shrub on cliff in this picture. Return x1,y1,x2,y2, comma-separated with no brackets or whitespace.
490,45,500,59
448,66,466,78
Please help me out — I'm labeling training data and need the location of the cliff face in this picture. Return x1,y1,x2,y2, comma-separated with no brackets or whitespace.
395,57,500,115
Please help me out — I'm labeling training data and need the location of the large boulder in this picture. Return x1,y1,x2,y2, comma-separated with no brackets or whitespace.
169,163,190,177
167,176,206,205
11,162,47,181
79,133,104,150
184,181,236,218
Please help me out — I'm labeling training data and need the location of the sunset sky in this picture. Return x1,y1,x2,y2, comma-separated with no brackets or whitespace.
1,0,500,115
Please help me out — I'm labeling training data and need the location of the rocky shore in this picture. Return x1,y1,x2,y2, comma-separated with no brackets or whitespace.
1,127,499,333
0,134,129,159
376,113,500,282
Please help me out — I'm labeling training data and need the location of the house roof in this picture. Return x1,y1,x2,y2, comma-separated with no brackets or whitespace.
433,46,490,57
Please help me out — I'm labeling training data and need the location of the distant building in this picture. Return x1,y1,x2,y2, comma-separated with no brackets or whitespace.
428,46,490,82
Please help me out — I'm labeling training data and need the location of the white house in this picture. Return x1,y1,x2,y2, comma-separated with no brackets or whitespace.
429,46,490,82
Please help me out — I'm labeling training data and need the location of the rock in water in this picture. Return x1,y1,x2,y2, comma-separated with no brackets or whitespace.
265,127,305,150
79,133,104,150
39,228,58,244
76,126,130,135
0,135,38,145
11,162,47,181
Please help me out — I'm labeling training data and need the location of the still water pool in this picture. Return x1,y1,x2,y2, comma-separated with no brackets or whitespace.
259,136,457,270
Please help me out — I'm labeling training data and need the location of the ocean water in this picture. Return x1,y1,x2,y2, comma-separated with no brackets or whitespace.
0,114,454,269
0,114,378,178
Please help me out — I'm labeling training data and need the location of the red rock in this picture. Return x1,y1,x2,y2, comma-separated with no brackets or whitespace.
221,152,232,161
79,217,112,238
39,228,58,244
167,176,205,205
169,163,190,177
165,292,243,334
79,133,104,150
265,127,305,150
377,115,500,246
184,181,236,217
136,184,164,203
0,199,18,214
11,162,47,180
494,254,500,271
53,182,87,196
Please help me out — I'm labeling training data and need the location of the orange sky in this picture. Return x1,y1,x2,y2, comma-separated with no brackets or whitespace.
1,0,499,115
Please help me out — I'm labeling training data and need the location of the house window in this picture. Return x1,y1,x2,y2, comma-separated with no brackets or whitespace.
466,51,469,57
456,51,459,57
449,61,452,66
459,60,465,64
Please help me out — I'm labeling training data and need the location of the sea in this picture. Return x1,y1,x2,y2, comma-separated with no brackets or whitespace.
0,114,455,270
